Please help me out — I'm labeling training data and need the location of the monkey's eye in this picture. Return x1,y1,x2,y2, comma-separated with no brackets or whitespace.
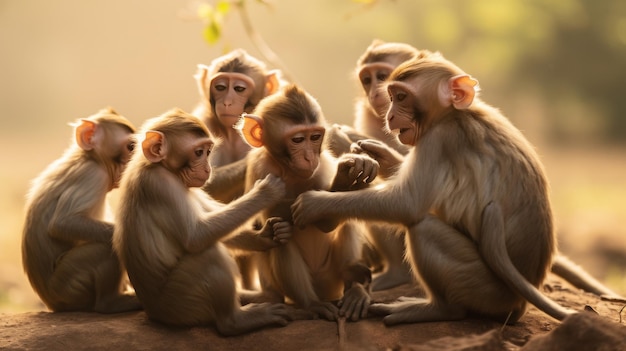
376,73,388,81
214,83,227,92
395,92,407,102
194,149,204,157
361,76,371,86
310,134,322,142
127,142,135,152
291,136,305,144
234,86,246,93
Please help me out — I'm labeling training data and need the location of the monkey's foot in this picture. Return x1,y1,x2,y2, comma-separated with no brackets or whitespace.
370,298,465,325
94,293,142,314
371,269,413,291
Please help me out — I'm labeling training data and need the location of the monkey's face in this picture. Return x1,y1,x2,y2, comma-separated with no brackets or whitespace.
178,137,213,188
100,125,136,189
359,62,395,118
282,125,325,179
386,81,421,146
210,72,256,129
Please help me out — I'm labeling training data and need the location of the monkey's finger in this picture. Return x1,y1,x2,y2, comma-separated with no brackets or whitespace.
350,143,364,154
358,159,378,183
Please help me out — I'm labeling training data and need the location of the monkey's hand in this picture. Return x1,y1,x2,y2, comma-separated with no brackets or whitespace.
291,191,332,228
331,154,379,191
259,217,292,248
338,283,371,321
307,301,340,321
351,139,404,179
253,174,287,202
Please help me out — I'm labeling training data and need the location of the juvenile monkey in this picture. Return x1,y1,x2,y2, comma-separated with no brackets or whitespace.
237,85,376,321
292,55,577,324
113,109,293,335
22,107,141,313
193,49,284,203
193,49,286,289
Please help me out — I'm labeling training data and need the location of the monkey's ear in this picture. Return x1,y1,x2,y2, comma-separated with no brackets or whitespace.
75,119,101,151
264,70,281,96
194,64,210,101
235,114,264,148
444,75,479,110
142,130,167,163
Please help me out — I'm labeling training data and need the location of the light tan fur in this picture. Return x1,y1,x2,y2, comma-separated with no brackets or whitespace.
22,107,140,313
242,85,374,321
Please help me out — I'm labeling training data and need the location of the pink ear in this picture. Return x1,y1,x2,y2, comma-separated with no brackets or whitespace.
142,130,167,163
75,119,99,151
449,75,479,109
235,114,264,148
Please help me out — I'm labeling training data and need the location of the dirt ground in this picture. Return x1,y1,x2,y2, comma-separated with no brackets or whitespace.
1,275,625,351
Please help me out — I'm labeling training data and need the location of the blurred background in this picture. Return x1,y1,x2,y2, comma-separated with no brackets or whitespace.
1,0,625,312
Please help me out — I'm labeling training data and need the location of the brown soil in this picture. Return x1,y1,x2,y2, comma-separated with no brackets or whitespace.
1,275,625,351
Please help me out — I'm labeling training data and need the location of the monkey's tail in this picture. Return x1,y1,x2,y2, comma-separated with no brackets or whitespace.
480,202,576,321
551,255,623,298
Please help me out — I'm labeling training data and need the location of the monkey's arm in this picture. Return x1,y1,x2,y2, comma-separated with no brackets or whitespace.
223,217,291,251
48,170,114,244
186,174,285,252
325,124,370,157
202,157,248,203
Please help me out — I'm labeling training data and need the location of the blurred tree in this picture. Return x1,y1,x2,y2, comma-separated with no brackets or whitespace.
189,0,626,144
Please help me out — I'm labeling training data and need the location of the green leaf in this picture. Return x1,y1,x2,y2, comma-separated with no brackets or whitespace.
216,0,231,15
203,21,222,45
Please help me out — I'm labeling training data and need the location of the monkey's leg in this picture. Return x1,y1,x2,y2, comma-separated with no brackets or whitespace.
262,243,338,320
368,224,412,291
48,243,140,313
370,215,522,325
333,221,371,321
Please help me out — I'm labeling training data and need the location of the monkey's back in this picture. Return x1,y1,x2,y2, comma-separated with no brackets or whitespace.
425,100,554,285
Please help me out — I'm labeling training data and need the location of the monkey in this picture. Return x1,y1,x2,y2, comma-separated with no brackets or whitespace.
348,40,442,292
21,107,141,313
236,85,377,321
193,49,285,203
113,108,294,335
350,44,624,299
292,55,580,324
193,49,286,290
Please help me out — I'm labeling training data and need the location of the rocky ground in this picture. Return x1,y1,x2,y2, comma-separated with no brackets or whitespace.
1,275,625,351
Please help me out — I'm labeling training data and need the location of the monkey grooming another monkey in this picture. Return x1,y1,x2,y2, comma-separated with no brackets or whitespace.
114,108,293,335
293,54,579,324
22,107,141,313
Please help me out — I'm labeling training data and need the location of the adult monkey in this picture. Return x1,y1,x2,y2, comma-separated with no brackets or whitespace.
237,85,377,321
193,49,284,203
349,44,621,298
22,107,141,313
114,108,293,334
292,56,579,324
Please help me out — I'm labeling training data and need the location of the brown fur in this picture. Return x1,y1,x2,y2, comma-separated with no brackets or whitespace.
113,108,293,335
292,57,576,324
242,85,373,321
